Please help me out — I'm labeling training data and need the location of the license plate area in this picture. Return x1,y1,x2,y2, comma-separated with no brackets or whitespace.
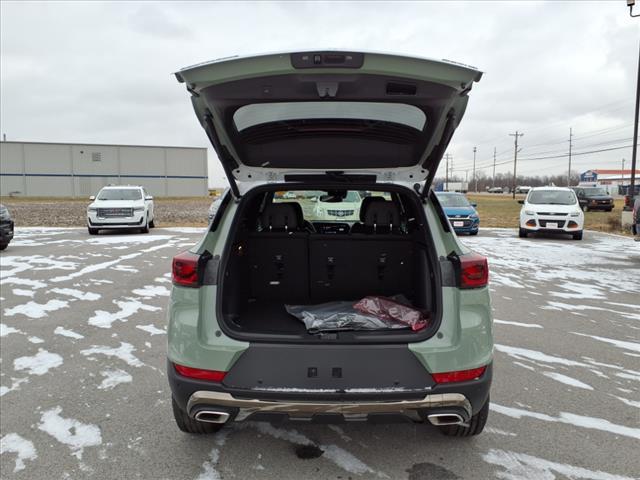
546,222,558,229
453,221,464,227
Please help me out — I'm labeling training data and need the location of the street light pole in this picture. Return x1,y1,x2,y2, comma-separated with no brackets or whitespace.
510,131,524,199
473,146,477,192
567,127,573,187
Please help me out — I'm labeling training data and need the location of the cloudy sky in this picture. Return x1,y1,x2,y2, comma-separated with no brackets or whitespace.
1,1,638,187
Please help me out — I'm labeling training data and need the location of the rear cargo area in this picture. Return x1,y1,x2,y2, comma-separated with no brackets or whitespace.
219,188,437,341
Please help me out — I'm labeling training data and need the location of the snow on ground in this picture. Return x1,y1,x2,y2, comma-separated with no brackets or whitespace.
4,299,69,319
13,349,63,376
37,407,102,460
0,433,37,472
135,324,166,335
80,342,144,368
54,327,84,340
542,372,593,390
88,299,161,329
97,369,133,390
49,288,101,301
483,449,636,480
131,285,170,298
493,319,543,328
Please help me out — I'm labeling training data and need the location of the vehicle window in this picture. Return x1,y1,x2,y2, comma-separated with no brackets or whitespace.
583,188,607,196
435,193,471,208
527,190,577,205
97,189,142,201
273,190,391,222
233,102,427,131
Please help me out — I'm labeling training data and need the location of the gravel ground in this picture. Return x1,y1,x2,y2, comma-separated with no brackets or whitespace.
0,198,212,227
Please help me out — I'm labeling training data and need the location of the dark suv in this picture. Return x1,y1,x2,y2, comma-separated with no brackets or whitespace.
572,187,614,212
0,204,14,250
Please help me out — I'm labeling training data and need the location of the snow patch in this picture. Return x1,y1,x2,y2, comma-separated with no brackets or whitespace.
12,288,34,297
38,407,102,459
88,300,161,329
1,277,48,289
0,377,29,397
4,299,69,319
49,288,101,301
572,332,640,354
135,324,166,335
98,369,132,390
494,319,543,329
131,285,170,298
14,349,63,375
54,327,84,340
80,342,144,368
0,433,37,472
495,344,589,367
0,323,21,337
483,448,634,480
27,336,44,344
490,403,640,440
543,372,593,390
195,430,230,480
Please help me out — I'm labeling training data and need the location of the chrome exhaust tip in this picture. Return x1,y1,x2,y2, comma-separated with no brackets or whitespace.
427,413,465,426
194,410,231,424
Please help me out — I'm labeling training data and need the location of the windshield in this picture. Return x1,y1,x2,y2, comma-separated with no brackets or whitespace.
583,188,607,196
527,190,577,205
436,193,471,208
97,189,142,201
274,190,390,222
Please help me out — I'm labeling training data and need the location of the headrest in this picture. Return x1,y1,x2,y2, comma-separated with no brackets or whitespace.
359,196,387,221
363,200,401,228
259,202,303,231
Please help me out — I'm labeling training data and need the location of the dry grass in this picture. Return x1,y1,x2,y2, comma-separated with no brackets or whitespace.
467,193,630,236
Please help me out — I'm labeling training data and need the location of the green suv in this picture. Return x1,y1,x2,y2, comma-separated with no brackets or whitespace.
167,51,493,437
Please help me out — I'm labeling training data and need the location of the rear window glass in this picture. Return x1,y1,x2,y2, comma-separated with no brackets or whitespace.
233,102,427,131
97,189,142,201
273,190,391,222
527,190,577,205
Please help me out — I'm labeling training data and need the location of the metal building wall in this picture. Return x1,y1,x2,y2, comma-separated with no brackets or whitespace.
0,141,208,197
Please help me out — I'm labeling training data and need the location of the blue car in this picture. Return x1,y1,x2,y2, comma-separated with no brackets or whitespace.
436,192,480,235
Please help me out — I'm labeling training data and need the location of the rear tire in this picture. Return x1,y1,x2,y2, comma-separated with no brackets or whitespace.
0,243,7,250
518,228,528,238
172,397,224,434
88,227,99,235
469,230,478,236
438,397,489,437
140,218,150,234
149,218,155,228
573,231,583,240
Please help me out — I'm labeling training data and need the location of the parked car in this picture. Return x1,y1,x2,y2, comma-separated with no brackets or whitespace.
518,186,583,240
633,197,640,240
313,190,362,221
208,189,229,222
487,187,503,194
435,192,480,235
168,51,492,438
515,185,531,194
86,185,155,234
0,204,14,250
571,186,614,212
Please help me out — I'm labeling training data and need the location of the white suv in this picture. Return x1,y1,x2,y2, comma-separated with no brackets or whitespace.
87,185,155,235
518,186,583,240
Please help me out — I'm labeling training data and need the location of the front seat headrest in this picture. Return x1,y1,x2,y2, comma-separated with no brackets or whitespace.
359,196,387,221
259,202,303,231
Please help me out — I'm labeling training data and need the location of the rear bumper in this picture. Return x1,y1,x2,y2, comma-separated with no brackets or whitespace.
168,359,492,424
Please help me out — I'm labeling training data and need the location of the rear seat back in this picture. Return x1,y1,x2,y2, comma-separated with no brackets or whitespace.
351,198,406,235
248,202,309,302
309,236,413,301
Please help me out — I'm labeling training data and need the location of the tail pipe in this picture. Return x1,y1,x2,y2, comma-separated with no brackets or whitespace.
193,410,231,424
426,412,466,426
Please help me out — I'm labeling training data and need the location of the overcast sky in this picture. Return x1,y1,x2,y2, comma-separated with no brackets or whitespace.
1,1,638,187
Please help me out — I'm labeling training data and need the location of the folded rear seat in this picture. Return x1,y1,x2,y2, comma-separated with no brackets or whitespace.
247,202,309,302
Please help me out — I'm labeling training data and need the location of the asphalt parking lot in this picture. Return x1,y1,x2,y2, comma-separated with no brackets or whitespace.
1,227,639,480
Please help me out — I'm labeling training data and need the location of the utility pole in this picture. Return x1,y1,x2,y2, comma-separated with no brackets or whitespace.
567,127,573,187
492,147,497,188
445,153,450,191
629,38,639,205
473,146,477,192
622,158,626,186
509,131,524,199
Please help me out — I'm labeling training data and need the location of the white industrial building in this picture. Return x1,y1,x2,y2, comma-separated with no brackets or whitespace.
0,141,208,197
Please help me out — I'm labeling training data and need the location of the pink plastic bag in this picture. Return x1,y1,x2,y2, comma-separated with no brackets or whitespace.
353,296,429,331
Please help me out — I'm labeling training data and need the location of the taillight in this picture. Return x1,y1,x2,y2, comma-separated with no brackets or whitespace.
172,251,200,287
459,253,489,289
432,366,486,384
174,363,226,382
